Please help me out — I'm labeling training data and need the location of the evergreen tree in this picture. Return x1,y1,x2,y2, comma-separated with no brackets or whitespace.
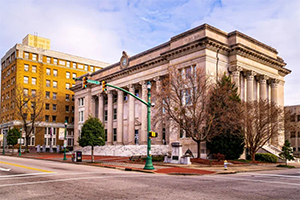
7,128,21,155
78,116,105,162
207,74,244,160
279,140,294,165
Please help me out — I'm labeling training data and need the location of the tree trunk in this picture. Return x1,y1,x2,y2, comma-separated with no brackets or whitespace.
197,141,201,158
91,146,94,163
25,136,29,153
12,146,14,155
251,149,255,162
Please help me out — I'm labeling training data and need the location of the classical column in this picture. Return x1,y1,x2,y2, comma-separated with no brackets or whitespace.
246,71,256,102
154,77,163,144
229,66,242,95
271,79,279,104
128,84,135,144
140,81,148,145
117,90,124,144
107,90,113,144
98,94,104,123
91,96,96,117
259,75,268,101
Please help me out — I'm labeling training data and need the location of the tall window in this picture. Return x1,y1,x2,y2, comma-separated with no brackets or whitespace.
46,80,50,87
72,62,76,68
24,64,29,71
66,94,70,101
23,89,28,96
66,72,70,79
53,69,58,77
84,65,88,71
79,111,84,122
45,103,50,110
66,83,70,90
46,91,50,99
46,68,51,75
24,76,29,84
114,109,117,120
53,81,57,88
31,90,36,97
113,128,117,141
66,105,69,112
53,104,57,111
32,54,37,61
79,98,84,106
104,110,108,121
52,115,56,122
46,57,51,63
53,92,57,100
31,77,36,85
66,61,70,67
24,52,29,59
72,73,77,79
32,65,37,73
53,58,58,65
45,115,49,122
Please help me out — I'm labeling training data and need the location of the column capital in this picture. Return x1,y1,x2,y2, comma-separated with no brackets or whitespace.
154,76,161,82
246,71,256,80
229,65,243,72
270,78,280,87
128,84,135,90
117,90,124,95
107,90,113,95
259,75,269,83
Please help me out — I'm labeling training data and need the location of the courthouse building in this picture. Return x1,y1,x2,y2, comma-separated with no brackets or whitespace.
0,34,109,151
72,24,291,157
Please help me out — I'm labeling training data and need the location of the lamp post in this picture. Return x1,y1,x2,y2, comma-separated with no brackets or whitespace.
144,81,154,170
19,127,22,156
63,120,67,161
2,130,5,155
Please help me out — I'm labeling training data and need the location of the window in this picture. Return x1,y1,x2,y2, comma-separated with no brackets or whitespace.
114,108,117,120
113,128,117,141
46,91,50,99
24,76,29,84
79,98,84,106
72,73,77,79
104,129,107,141
113,94,117,103
24,52,29,59
72,106,74,113
135,89,139,97
66,83,70,90
66,94,70,101
31,90,36,97
52,115,56,122
23,89,28,96
67,138,74,146
84,65,88,71
53,69,58,77
53,104,57,111
46,80,50,87
90,66,94,72
31,77,36,85
66,105,69,112
66,72,70,79
72,62,76,68
53,58,58,65
45,103,50,110
124,94,128,101
72,95,74,101
66,61,70,67
104,110,108,121
291,132,296,138
185,89,192,105
24,64,29,71
162,127,166,145
79,111,84,122
53,92,57,100
72,117,74,123
298,115,300,122
32,65,37,73
46,57,51,63
59,60,65,66
46,68,51,75
45,115,49,122
32,54,37,61
53,81,57,88
185,67,191,79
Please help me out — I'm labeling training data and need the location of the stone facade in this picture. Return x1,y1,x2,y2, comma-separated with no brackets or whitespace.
72,24,291,157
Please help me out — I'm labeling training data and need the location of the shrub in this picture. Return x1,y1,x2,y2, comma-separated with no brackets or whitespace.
213,153,225,161
60,148,69,153
276,164,295,168
255,153,278,163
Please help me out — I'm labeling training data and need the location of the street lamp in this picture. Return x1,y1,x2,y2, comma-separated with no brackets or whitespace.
19,127,22,156
144,81,154,170
63,120,67,161
2,130,5,155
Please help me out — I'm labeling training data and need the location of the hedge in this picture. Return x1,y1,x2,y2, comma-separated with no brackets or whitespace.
255,153,278,163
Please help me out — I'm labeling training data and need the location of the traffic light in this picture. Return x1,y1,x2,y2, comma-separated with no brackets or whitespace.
102,81,107,92
82,77,88,89
149,131,157,138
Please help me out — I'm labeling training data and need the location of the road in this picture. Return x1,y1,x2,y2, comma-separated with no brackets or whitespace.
0,155,299,200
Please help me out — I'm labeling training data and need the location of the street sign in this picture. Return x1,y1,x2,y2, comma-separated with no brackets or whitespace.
18,138,24,144
87,79,100,85
59,128,65,140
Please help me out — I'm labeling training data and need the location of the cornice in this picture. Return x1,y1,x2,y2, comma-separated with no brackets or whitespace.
228,31,278,54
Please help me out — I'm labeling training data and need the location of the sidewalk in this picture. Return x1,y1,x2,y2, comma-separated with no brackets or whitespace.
3,152,300,175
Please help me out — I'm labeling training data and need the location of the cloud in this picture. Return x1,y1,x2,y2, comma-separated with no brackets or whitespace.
0,0,299,105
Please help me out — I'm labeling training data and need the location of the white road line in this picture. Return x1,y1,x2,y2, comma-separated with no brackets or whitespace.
243,173,300,179
204,175,300,186
0,172,54,178
0,167,11,171
0,174,156,187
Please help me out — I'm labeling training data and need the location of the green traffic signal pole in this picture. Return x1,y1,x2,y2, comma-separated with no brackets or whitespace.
19,127,22,156
63,120,67,161
105,83,154,170
2,131,5,155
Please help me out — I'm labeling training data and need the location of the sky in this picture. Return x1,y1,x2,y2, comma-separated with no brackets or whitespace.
0,0,299,106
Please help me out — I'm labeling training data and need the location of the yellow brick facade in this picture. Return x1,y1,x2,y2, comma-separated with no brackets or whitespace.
1,35,109,151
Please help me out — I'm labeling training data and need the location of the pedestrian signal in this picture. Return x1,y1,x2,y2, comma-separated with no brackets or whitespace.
102,81,107,92
82,77,88,89
149,131,157,138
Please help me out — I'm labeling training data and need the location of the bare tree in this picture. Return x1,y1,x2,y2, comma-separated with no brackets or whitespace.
12,85,45,152
243,99,284,161
153,66,215,158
